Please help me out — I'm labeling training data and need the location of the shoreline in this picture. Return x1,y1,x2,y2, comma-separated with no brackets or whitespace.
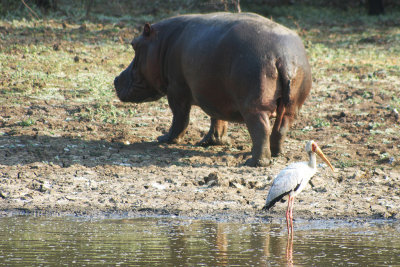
1,208,398,226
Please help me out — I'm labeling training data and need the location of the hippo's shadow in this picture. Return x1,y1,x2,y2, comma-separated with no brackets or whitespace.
0,134,239,168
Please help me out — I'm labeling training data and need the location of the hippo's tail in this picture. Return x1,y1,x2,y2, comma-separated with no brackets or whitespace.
275,59,294,107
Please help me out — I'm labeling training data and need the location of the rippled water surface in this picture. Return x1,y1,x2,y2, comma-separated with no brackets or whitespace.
0,216,399,266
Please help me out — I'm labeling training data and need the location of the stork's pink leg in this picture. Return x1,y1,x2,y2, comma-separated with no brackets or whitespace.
289,197,295,233
286,195,292,234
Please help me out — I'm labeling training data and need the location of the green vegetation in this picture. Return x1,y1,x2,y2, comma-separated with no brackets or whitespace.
19,118,36,127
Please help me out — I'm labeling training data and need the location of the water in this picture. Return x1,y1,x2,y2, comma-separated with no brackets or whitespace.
0,216,399,266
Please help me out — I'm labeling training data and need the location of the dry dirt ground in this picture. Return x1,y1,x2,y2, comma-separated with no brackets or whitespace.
0,3,399,223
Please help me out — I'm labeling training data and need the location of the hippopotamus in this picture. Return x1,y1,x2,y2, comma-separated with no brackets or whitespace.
114,12,311,167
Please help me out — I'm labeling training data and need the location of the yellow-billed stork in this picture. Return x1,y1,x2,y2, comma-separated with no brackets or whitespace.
263,140,334,234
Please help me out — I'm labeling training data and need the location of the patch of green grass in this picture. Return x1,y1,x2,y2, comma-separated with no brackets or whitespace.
346,97,362,105
74,102,128,125
336,159,359,169
19,118,36,127
368,122,381,130
313,118,330,128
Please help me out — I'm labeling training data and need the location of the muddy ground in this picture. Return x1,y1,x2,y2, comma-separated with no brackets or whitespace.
0,2,399,222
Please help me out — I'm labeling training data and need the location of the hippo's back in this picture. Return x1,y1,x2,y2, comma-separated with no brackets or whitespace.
158,12,308,71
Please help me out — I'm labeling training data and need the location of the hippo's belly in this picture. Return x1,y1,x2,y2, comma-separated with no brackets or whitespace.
192,94,244,122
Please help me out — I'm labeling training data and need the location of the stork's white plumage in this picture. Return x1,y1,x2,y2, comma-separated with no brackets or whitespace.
263,140,334,234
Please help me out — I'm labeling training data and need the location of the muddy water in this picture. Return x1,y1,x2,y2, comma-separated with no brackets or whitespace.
0,216,399,266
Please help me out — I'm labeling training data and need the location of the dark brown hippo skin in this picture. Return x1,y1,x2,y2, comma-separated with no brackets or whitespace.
114,12,311,167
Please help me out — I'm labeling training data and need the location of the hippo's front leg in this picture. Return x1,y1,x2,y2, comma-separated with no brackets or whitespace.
197,118,228,146
243,112,272,167
157,92,191,144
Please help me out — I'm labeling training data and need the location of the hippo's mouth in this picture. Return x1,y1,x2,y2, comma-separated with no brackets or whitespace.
115,77,163,103
131,88,164,103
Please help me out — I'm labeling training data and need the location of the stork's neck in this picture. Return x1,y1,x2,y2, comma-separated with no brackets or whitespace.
308,151,317,169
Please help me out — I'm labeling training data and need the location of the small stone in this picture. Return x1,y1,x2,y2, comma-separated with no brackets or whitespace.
247,181,258,189
0,192,7,199
53,43,60,51
373,168,385,176
393,108,399,121
204,172,219,184
229,182,245,190
79,23,87,31
207,180,218,187
373,70,387,79
313,187,327,193
349,170,363,179
203,172,229,187
370,204,390,218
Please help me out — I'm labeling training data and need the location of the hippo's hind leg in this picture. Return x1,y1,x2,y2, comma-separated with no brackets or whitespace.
157,92,191,144
197,118,228,146
243,111,272,167
270,100,296,156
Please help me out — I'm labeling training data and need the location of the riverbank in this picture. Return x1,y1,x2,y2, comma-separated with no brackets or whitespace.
1,150,399,221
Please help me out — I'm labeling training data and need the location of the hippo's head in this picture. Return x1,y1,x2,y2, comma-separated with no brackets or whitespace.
114,23,165,103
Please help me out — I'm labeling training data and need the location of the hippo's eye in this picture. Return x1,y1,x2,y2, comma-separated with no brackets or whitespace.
131,39,138,51
131,43,137,51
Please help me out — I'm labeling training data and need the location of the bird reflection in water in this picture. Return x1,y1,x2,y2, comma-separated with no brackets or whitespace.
286,232,294,266
216,224,228,266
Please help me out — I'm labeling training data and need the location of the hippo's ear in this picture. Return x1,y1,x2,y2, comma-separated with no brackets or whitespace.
143,23,152,37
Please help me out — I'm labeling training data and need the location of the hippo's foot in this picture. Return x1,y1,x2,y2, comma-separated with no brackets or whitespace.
196,135,227,147
157,133,181,144
270,146,282,157
244,157,270,167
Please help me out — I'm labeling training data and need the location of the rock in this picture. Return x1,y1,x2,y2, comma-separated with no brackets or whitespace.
370,204,390,218
392,108,399,121
373,70,387,79
373,168,385,176
247,181,258,189
201,172,229,187
349,170,364,179
53,43,60,51
313,187,327,193
207,180,218,187
151,182,166,190
204,172,219,184
229,182,245,190
79,23,87,31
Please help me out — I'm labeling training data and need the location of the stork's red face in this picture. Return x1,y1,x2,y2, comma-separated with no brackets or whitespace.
311,142,318,153
311,141,335,171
